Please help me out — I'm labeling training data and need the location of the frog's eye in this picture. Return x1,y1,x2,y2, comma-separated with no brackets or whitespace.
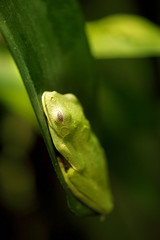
57,111,63,122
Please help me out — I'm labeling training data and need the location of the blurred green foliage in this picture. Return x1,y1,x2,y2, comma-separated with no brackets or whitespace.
86,14,160,58
0,0,160,240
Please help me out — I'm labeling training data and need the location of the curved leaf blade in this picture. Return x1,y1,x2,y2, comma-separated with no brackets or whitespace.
0,0,95,215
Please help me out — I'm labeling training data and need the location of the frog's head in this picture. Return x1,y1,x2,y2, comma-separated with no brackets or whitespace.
42,91,89,138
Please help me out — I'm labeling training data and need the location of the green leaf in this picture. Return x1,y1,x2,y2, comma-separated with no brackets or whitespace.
0,0,96,216
86,14,160,58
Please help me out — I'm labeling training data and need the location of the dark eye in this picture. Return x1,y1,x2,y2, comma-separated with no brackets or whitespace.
57,111,63,122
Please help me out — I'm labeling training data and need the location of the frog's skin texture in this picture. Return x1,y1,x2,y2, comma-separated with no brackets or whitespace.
42,91,113,214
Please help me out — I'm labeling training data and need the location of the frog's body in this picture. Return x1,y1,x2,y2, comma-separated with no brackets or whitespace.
42,91,113,214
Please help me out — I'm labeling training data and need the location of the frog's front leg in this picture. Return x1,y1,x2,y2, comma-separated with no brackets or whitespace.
55,140,85,171
49,127,85,171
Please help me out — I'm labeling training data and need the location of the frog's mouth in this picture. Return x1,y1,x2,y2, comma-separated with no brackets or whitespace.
42,92,52,127
42,92,47,113
42,92,48,117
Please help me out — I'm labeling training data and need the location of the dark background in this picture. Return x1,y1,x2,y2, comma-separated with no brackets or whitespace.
0,0,160,239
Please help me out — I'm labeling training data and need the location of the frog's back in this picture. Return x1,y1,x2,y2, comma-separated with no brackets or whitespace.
83,132,110,188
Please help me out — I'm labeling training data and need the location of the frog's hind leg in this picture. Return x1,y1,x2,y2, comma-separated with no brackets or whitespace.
67,170,113,214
